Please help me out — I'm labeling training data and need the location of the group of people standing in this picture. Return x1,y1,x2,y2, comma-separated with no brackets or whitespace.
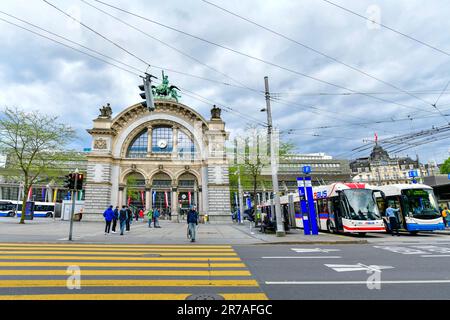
103,205,164,236
103,205,199,241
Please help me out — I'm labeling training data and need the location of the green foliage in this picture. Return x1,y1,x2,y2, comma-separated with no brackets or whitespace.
0,107,77,223
440,157,450,174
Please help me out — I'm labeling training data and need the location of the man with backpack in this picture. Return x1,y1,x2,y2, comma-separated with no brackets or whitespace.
103,205,114,235
119,206,128,236
111,206,119,233
187,205,199,242
153,208,161,228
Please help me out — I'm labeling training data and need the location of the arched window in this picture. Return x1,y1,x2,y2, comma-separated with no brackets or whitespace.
126,129,148,158
178,130,195,159
152,126,173,153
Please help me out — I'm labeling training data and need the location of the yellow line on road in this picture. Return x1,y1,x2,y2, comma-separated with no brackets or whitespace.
0,247,235,252
0,244,232,249
0,261,246,268
0,251,237,256
0,269,251,276
0,255,241,262
0,279,259,287
221,293,268,300
0,293,267,300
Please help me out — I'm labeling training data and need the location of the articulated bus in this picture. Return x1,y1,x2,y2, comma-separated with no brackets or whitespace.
262,183,385,235
12,201,55,218
0,201,16,217
374,184,445,234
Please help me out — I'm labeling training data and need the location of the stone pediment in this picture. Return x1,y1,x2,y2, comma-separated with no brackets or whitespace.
111,100,208,133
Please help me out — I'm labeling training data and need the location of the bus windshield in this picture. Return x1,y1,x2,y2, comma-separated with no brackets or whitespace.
342,189,381,220
402,189,441,219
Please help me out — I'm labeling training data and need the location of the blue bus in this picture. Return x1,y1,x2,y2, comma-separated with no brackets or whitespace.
0,201,16,217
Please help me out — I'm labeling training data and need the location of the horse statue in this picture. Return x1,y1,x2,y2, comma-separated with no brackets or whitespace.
152,71,181,102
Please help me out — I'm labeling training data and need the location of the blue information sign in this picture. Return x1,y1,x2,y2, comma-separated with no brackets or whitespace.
303,166,312,174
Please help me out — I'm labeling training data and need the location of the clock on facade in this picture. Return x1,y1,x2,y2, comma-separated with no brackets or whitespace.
157,139,168,149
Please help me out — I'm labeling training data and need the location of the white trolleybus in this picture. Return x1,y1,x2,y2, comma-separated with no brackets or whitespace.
374,184,445,234
0,200,16,217
272,183,386,235
12,201,56,218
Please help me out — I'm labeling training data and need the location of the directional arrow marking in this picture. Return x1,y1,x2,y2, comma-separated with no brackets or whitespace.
325,263,394,272
291,248,341,253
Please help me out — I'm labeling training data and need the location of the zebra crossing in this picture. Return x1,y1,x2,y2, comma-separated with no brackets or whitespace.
0,243,268,300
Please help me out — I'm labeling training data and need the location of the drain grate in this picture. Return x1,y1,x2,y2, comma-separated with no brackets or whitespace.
186,294,225,300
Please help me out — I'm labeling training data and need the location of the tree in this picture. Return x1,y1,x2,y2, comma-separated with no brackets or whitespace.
228,127,296,216
0,107,76,224
440,157,450,174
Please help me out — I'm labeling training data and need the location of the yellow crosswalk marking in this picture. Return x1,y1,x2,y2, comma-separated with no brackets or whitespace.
0,269,251,276
0,255,241,261
0,279,259,287
0,251,237,256
0,244,232,249
0,293,268,300
0,243,267,300
0,261,246,268
0,247,235,252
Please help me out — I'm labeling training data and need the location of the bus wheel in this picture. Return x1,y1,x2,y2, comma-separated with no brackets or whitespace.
358,232,366,237
409,231,419,235
46,213,53,218
327,220,334,233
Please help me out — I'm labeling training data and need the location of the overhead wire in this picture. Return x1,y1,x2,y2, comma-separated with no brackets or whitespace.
89,0,440,116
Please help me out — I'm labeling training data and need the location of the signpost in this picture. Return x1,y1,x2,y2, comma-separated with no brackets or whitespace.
297,166,319,236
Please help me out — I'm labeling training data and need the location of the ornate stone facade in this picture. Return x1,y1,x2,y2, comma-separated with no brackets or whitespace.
83,100,231,223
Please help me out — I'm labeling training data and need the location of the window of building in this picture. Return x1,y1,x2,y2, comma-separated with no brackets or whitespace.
178,130,195,159
126,129,148,158
152,127,173,153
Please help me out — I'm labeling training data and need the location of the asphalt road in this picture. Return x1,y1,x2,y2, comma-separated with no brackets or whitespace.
235,239,450,300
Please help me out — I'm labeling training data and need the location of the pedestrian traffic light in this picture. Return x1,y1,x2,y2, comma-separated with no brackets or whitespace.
75,173,84,191
139,73,156,111
63,173,75,190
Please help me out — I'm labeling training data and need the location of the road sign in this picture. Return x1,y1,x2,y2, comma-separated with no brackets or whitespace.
448,173,450,180
303,166,312,174
408,170,418,178
325,263,394,272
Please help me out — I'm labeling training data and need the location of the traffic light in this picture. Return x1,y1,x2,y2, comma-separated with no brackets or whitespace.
75,173,84,191
63,173,75,190
139,73,156,111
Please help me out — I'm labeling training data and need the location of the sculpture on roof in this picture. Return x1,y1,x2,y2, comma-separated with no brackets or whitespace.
151,71,181,102
98,103,113,119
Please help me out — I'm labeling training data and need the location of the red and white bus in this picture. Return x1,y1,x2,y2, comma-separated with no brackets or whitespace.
273,182,385,235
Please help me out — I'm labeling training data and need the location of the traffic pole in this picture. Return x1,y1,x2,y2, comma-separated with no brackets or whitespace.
68,169,78,241
264,76,285,237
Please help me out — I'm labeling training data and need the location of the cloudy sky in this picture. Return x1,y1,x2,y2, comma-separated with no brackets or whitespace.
1,0,449,164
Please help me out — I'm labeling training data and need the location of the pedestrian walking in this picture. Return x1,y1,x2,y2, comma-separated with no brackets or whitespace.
442,207,449,227
126,206,132,232
147,208,153,228
385,204,401,236
187,205,199,242
119,206,128,235
103,205,114,235
153,208,161,228
139,209,144,222
112,206,119,233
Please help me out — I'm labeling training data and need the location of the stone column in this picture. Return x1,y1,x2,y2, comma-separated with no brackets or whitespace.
118,186,124,208
198,186,203,215
171,186,178,222
172,126,179,159
147,125,153,157
145,187,151,210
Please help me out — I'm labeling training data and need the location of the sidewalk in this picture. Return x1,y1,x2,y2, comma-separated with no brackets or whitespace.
0,217,367,245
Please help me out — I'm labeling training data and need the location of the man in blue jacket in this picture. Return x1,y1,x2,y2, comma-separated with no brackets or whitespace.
103,205,114,235
187,205,199,242
119,206,128,236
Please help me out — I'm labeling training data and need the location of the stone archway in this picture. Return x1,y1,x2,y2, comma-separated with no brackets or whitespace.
177,172,199,219
150,172,173,220
123,172,146,210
